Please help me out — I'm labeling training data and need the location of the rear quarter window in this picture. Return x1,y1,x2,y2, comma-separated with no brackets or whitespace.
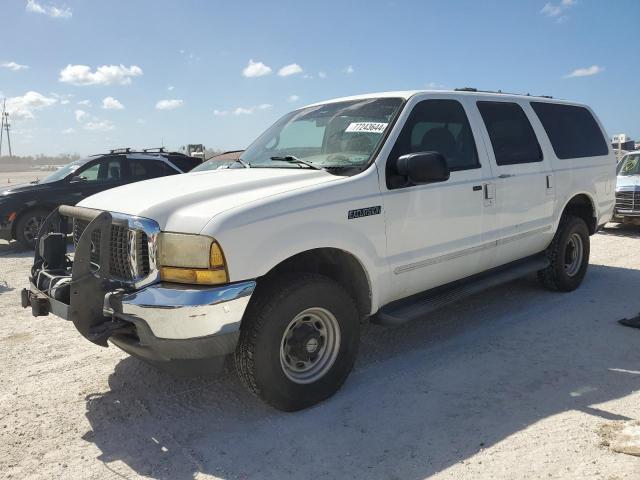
530,102,609,159
168,155,202,172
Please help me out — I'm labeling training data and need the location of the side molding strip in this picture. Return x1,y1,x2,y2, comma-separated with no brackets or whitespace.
394,225,552,275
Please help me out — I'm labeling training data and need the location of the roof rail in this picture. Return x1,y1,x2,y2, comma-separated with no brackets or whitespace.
454,87,553,99
142,147,166,153
109,147,132,154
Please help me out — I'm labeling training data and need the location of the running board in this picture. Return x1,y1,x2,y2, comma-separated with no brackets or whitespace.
374,253,549,326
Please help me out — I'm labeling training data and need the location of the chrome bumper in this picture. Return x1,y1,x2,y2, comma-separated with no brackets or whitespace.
113,281,256,340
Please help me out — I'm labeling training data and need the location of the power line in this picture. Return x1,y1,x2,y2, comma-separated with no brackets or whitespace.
0,99,13,158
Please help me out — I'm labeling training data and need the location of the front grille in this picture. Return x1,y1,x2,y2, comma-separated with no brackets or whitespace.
615,190,640,211
73,219,150,281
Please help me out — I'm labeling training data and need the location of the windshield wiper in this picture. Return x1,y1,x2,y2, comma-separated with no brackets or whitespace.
270,155,324,170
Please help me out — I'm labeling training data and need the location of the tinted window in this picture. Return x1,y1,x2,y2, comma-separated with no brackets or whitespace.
477,102,542,165
390,99,479,178
168,155,203,172
530,102,608,159
129,159,170,179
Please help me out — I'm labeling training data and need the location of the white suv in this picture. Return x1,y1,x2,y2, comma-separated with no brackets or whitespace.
23,89,615,411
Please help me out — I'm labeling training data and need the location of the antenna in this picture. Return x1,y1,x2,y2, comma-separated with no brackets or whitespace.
0,99,13,158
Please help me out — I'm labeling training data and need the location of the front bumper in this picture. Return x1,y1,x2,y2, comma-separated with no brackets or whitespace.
22,206,256,368
0,215,13,241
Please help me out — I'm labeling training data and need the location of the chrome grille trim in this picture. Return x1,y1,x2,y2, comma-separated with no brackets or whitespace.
615,190,640,213
71,212,160,288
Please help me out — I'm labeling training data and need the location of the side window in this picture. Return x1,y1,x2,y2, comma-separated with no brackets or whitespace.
129,159,169,179
167,155,201,172
387,99,479,188
75,157,123,182
530,102,609,159
477,102,542,166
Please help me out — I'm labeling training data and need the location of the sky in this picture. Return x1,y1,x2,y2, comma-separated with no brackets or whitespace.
1,0,639,157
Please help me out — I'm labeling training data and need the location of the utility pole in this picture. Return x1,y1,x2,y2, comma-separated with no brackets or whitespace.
0,99,12,158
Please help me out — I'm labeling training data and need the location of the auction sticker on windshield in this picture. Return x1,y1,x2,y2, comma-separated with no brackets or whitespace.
345,122,388,133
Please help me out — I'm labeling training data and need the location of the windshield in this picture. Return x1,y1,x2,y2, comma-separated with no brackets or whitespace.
240,97,404,170
617,154,640,176
40,158,90,183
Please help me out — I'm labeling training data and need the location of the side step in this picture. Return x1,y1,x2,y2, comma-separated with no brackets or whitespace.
374,253,550,326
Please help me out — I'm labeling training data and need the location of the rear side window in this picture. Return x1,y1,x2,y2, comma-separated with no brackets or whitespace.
168,155,202,172
129,159,171,179
530,102,608,159
477,102,542,165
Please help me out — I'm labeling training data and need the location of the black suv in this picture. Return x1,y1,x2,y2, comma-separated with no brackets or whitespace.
0,148,202,248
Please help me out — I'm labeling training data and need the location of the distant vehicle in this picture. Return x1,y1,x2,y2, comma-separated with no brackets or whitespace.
191,150,244,172
186,144,206,160
0,148,202,248
613,152,640,225
614,149,629,163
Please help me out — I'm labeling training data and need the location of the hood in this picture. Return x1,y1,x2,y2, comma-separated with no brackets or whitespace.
1,181,50,196
617,175,640,190
78,168,340,233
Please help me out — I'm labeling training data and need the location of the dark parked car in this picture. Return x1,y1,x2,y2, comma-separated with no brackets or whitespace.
0,148,202,248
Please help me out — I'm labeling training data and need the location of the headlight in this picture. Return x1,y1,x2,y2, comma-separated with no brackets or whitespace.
158,232,228,285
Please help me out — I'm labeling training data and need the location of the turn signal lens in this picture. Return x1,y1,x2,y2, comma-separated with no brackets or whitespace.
210,242,225,269
160,266,228,285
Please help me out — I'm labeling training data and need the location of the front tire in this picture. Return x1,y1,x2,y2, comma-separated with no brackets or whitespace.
15,208,50,249
235,273,360,411
538,215,590,292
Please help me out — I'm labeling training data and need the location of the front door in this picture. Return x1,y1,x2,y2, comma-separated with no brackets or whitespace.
381,96,495,302
68,156,127,204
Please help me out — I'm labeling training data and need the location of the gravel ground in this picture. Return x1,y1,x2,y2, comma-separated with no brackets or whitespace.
1,227,639,479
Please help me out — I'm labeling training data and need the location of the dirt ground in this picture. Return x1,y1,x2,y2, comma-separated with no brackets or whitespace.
1,226,639,479
0,170,49,187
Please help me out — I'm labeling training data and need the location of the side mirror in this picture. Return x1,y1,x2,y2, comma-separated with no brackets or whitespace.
69,175,86,183
395,152,450,185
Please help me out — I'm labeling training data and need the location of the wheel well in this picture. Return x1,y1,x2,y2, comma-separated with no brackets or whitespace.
258,248,372,320
562,194,597,234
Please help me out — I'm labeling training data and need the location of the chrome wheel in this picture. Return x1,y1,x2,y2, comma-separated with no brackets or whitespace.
564,232,584,277
280,307,341,384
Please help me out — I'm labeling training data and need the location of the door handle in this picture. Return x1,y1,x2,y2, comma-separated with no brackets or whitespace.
498,174,515,179
472,185,482,191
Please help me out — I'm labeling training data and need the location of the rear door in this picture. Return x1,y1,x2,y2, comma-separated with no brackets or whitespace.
381,95,496,301
475,100,555,267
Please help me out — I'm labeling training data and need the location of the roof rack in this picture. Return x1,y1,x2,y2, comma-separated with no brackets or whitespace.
142,147,166,153
454,87,553,99
109,147,132,154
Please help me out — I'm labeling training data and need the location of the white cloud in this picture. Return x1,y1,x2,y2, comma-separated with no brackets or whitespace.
75,109,88,122
136,118,145,124
541,0,576,19
213,109,229,116
167,85,175,91
232,104,272,115
288,95,300,102
155,99,183,110
242,59,272,78
61,127,75,134
5,91,57,120
26,0,72,19
564,65,604,78
77,99,91,106
344,65,355,74
59,64,143,86
1,61,29,71
278,63,303,77
84,120,114,131
426,81,449,90
102,96,124,110
318,71,327,79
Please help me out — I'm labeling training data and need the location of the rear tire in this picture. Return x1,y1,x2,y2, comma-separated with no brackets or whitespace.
15,208,50,249
538,215,590,292
235,273,359,411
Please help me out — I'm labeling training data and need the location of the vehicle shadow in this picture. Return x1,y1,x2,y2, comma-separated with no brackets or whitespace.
0,241,32,259
599,223,640,238
83,263,640,480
